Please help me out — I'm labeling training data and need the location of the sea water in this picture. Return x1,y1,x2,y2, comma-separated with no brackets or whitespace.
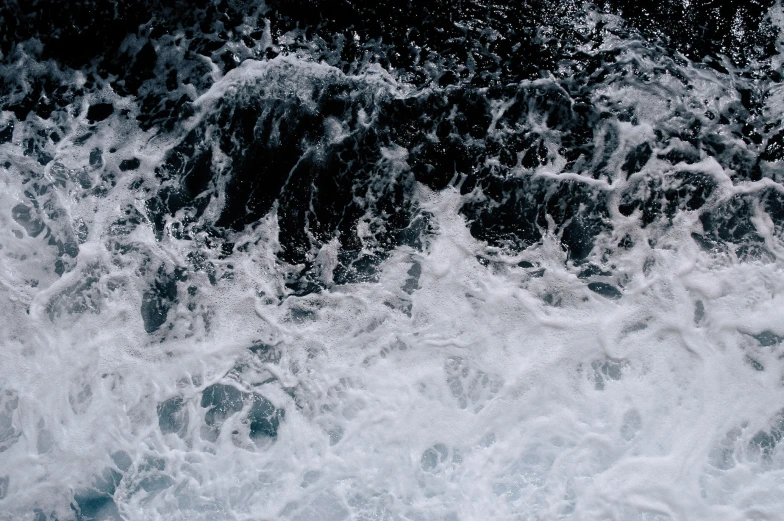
2,2,784,520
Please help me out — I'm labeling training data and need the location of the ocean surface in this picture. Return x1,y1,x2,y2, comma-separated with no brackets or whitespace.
2,1,784,519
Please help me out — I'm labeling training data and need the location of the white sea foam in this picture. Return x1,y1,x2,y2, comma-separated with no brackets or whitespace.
2,22,784,521
1,172,784,520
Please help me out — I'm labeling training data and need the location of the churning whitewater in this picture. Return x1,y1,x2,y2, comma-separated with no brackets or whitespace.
2,1,784,520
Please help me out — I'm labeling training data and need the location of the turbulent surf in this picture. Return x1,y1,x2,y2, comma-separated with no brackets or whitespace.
2,1,784,520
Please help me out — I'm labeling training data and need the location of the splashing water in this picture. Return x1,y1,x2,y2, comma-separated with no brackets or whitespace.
2,1,784,520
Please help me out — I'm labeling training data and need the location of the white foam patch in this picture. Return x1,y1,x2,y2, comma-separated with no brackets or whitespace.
1,173,784,520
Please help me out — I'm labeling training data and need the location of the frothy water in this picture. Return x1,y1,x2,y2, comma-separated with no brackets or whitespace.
2,2,784,520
